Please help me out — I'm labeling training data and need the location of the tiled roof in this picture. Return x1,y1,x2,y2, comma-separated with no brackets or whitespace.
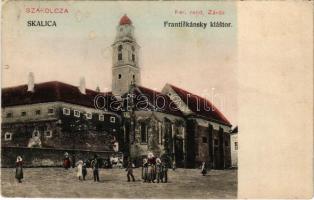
1,81,117,112
124,85,183,117
168,84,232,126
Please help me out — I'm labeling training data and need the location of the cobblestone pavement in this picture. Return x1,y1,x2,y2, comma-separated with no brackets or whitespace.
1,168,237,198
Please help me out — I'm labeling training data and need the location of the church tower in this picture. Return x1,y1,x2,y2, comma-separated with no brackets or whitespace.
112,14,141,96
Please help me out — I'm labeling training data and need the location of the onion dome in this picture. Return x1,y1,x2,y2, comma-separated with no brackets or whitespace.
119,14,132,25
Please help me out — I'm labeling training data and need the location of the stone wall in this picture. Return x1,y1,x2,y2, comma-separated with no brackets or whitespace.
186,119,232,169
1,120,117,152
1,146,122,167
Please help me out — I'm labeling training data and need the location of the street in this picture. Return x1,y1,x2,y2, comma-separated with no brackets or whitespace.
1,167,237,198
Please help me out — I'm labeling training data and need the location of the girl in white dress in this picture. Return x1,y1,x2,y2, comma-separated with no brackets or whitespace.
77,160,83,181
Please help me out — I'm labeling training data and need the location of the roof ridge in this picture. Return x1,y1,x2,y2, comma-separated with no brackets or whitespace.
168,83,231,126
2,80,107,94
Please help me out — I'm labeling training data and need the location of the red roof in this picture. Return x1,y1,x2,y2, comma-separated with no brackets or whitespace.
119,14,132,25
168,84,232,126
1,81,118,112
125,85,183,117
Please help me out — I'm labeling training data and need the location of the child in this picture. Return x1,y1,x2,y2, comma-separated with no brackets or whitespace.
126,161,135,182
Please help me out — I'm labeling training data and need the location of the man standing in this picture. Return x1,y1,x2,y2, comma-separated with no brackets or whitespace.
162,159,168,183
126,160,135,182
91,155,100,182
82,161,87,180
156,158,163,183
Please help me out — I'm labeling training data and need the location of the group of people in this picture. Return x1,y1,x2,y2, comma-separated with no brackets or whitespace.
64,154,101,182
13,152,209,184
141,153,169,183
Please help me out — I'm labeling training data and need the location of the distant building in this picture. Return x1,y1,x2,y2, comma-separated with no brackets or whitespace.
230,126,238,168
1,15,235,169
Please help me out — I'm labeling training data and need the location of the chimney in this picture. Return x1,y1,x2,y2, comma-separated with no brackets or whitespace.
27,72,35,92
96,86,100,92
79,77,86,94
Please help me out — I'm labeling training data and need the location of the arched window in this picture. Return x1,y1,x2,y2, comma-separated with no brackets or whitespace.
118,45,123,61
118,74,122,79
132,54,135,62
140,122,147,143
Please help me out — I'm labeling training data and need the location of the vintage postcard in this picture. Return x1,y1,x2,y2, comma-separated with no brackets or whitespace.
1,1,238,198
1,0,313,199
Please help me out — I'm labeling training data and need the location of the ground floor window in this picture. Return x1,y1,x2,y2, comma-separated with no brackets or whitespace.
4,132,12,141
45,130,52,138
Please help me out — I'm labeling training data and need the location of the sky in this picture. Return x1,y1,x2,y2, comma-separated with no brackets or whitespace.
2,1,237,125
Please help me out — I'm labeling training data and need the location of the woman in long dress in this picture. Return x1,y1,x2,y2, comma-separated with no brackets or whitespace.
77,160,83,181
201,161,207,176
15,156,23,183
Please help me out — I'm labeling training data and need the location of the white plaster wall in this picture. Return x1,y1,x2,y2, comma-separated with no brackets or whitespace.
230,133,238,167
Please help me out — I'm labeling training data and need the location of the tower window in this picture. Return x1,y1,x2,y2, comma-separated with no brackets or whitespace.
131,46,135,51
133,75,135,79
118,45,123,51
132,54,135,62
118,53,122,61
118,74,122,79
